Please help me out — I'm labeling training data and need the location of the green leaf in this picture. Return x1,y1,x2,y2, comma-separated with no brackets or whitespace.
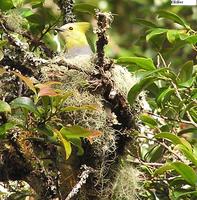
167,30,182,43
43,32,58,51
139,114,158,128
154,163,174,175
26,13,43,24
69,138,84,156
10,97,39,115
55,130,72,160
192,89,197,99
176,144,197,167
12,0,24,7
155,132,185,146
155,132,179,143
157,10,190,29
180,34,197,44
171,162,197,186
60,125,91,138
0,0,13,11
157,87,175,106
0,122,15,137
133,18,158,28
179,138,193,152
146,28,167,41
127,76,158,105
145,67,169,77
24,0,44,6
116,57,156,70
169,176,188,187
155,132,192,152
175,191,197,199
18,8,34,17
146,145,164,162
0,40,8,48
189,108,197,123
52,92,73,108
154,162,197,186
178,77,195,88
0,100,11,113
74,3,97,14
160,124,170,132
178,128,197,135
37,124,54,136
177,61,193,83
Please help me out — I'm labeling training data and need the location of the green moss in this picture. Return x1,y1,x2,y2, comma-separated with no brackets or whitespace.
112,164,140,200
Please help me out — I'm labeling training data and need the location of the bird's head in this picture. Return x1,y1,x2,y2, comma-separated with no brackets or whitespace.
55,22,92,56
56,22,90,38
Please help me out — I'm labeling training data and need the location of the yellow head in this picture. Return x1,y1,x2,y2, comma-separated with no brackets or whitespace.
56,22,92,56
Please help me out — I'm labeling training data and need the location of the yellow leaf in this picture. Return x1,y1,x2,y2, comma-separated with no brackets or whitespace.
55,129,72,160
13,72,37,94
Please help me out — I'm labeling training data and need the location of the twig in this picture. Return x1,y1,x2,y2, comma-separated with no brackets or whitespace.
171,81,197,128
159,141,185,162
32,20,60,52
0,14,53,57
137,135,185,162
158,52,171,68
147,111,196,126
65,165,94,200
127,159,163,166
158,53,197,128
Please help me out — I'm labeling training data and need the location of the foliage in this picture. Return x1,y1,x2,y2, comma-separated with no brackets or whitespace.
0,71,99,160
0,0,197,199
122,11,197,199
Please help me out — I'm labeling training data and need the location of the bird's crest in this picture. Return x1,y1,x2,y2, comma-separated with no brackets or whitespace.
77,22,90,33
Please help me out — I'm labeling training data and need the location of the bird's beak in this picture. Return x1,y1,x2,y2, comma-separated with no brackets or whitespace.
54,27,64,32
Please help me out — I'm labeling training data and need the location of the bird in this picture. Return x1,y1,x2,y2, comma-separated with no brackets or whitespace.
54,22,93,58
53,22,138,96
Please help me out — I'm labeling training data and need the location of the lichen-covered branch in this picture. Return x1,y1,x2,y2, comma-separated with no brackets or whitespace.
93,11,135,129
95,10,113,71
0,14,53,57
57,0,76,24
65,165,94,200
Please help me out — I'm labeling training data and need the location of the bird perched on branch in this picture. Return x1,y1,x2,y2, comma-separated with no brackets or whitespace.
55,22,93,58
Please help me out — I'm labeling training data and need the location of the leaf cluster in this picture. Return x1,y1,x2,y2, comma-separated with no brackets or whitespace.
0,71,100,161
119,11,197,199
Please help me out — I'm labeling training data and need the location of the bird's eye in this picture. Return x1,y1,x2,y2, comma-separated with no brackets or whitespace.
69,27,73,30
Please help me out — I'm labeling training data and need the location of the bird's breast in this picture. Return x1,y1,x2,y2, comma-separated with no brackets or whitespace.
65,45,92,58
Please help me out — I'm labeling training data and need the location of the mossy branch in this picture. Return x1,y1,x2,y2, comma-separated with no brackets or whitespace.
93,11,135,129
95,10,113,71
